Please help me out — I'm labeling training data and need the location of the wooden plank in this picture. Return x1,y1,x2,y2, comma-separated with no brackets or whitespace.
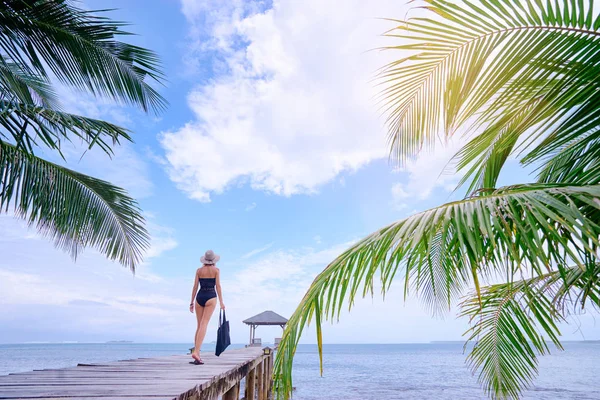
0,348,265,400
23,397,168,400
0,379,210,386
0,373,223,382
0,371,246,382
0,384,201,398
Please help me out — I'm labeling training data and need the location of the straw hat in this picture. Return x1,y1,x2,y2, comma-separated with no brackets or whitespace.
201,250,220,265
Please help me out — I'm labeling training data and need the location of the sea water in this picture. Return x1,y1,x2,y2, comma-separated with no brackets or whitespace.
0,342,598,399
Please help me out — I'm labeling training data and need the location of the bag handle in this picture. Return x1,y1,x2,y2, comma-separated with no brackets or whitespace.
219,309,226,326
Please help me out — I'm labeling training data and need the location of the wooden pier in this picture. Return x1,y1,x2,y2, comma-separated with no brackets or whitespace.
0,347,274,400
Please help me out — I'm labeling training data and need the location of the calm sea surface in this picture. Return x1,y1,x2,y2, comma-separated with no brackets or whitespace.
0,342,598,399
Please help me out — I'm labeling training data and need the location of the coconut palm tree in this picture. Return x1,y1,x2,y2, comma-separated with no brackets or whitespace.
0,0,166,271
274,1,600,399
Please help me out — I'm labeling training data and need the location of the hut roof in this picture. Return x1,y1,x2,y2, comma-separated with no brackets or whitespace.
243,310,288,326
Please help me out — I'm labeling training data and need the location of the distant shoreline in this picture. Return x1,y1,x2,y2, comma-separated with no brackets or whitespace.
1,340,598,345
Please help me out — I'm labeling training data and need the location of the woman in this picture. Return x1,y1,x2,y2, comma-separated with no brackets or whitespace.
189,249,225,365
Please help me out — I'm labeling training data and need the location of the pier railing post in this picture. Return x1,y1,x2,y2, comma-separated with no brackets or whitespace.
257,359,265,400
262,348,273,400
223,382,240,400
262,358,267,400
245,364,256,400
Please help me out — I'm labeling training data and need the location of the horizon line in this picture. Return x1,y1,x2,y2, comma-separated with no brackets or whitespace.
1,340,598,345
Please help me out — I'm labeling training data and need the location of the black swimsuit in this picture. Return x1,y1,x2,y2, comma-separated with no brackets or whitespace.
196,277,217,307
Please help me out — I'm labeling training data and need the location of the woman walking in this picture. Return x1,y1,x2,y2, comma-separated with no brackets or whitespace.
189,250,225,365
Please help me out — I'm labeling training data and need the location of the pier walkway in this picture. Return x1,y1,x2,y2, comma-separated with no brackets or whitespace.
0,347,273,400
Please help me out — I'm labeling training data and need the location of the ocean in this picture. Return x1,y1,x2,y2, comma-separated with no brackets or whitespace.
0,342,598,399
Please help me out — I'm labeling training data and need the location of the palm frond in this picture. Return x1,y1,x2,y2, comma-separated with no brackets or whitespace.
273,183,600,399
453,99,540,194
0,140,149,271
0,56,58,107
0,0,167,113
462,262,600,399
380,0,600,190
0,100,131,155
461,275,564,399
535,129,600,185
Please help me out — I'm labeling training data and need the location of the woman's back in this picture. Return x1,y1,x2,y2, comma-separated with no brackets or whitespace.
197,265,218,278
197,265,217,290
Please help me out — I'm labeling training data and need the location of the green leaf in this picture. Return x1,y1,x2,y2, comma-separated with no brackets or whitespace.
0,100,132,156
0,140,149,271
461,276,563,399
461,262,600,399
0,0,167,113
273,183,600,399
377,0,600,191
0,57,58,107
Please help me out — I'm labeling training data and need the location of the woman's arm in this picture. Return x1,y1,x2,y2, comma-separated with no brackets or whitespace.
216,268,225,309
189,269,199,313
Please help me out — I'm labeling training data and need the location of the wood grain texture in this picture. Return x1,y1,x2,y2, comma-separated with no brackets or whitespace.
244,365,256,400
0,347,265,400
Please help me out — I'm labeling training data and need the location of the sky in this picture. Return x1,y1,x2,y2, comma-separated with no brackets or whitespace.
1,0,599,345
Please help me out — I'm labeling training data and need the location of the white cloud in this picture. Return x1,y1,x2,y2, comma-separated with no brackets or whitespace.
0,217,355,343
161,0,410,202
241,242,274,259
145,237,178,260
391,183,409,210
391,183,409,200
1,219,597,344
0,215,38,241
0,217,187,343
391,138,466,210
220,241,359,341
143,215,179,260
245,202,257,211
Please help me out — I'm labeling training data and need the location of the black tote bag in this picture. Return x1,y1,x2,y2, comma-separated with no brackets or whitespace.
215,309,231,356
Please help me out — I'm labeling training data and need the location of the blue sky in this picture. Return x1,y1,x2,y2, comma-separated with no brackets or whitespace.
0,0,598,345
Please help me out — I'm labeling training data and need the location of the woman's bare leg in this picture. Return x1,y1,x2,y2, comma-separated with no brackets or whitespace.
193,302,205,360
195,298,217,359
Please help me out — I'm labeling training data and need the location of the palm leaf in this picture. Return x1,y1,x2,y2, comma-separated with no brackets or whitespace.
461,275,564,400
535,129,600,185
0,56,58,107
0,1,165,270
273,183,600,399
461,262,600,399
0,140,149,271
0,0,167,113
0,100,132,155
379,0,600,191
